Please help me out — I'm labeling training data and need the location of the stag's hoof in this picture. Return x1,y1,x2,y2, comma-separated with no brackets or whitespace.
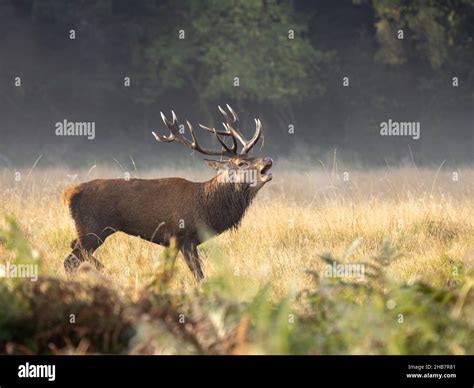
64,254,82,273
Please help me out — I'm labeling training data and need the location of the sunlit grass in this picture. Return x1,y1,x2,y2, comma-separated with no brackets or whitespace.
1,165,473,301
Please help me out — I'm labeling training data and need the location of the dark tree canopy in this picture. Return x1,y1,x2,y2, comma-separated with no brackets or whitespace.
0,0,472,166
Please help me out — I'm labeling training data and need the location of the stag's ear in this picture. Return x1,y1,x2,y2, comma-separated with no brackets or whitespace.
204,159,227,170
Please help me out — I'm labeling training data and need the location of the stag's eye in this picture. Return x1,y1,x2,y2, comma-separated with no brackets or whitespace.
237,161,249,168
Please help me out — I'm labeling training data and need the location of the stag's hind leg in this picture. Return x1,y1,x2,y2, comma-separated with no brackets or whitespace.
181,242,204,281
64,231,112,273
64,241,83,272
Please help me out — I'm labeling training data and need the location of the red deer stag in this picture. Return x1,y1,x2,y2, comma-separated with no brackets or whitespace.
62,105,273,280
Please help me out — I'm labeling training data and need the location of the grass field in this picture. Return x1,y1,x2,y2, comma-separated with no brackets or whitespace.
2,164,473,295
1,163,474,354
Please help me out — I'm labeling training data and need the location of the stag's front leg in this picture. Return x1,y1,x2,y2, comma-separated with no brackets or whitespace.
181,242,204,281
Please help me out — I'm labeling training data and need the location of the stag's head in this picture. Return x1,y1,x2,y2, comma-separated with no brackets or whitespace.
153,105,272,191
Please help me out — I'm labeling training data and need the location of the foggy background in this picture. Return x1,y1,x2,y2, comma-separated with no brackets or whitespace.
0,0,472,169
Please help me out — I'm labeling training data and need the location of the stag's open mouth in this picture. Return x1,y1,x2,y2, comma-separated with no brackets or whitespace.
260,159,273,181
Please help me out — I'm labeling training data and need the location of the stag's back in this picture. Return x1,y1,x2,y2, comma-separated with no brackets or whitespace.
62,178,205,243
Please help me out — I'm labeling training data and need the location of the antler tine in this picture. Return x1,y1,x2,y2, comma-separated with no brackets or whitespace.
197,123,238,154
152,131,175,142
226,104,238,122
154,111,194,147
223,125,238,153
217,105,262,154
198,123,231,136
218,105,229,120
241,118,262,154
151,112,177,142
218,105,247,147
185,120,236,157
185,120,198,146
211,127,236,154
153,111,193,147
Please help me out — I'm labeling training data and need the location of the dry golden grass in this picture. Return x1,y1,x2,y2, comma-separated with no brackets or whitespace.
1,164,473,301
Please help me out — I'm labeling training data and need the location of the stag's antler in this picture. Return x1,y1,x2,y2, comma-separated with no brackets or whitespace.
199,105,262,155
152,110,236,157
153,105,262,157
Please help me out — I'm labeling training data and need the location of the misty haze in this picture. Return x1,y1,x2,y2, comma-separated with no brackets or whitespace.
0,0,472,168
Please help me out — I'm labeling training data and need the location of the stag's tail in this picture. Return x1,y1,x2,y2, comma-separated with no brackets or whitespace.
61,185,82,207
61,185,85,224
61,186,78,206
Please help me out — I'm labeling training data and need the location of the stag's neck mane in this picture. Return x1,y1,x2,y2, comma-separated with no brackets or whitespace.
199,176,256,234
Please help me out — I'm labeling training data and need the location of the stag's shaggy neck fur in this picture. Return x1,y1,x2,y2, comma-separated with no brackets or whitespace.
199,176,257,234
